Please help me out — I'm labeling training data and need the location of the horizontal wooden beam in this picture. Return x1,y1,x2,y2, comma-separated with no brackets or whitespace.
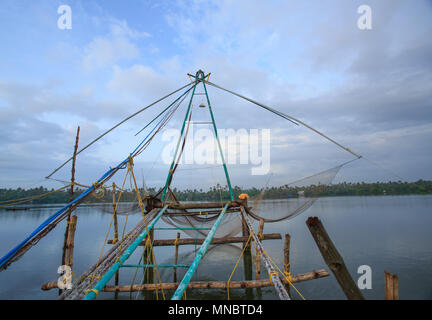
102,269,329,292
164,208,240,216
107,233,282,246
153,200,247,210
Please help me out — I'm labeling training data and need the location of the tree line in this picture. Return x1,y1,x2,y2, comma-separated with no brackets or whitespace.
1,180,431,206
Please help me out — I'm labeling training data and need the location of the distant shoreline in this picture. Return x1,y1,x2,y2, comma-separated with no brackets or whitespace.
1,180,431,206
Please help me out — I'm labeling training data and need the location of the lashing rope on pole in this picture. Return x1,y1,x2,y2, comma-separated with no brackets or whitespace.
226,231,254,300
239,207,291,300
128,156,166,300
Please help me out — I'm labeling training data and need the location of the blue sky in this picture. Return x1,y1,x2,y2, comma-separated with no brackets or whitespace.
0,0,431,190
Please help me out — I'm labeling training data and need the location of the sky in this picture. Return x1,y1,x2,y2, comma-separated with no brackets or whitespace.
0,0,431,191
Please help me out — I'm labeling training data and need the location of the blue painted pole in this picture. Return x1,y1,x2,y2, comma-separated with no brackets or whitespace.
83,205,168,300
0,158,129,269
171,203,229,300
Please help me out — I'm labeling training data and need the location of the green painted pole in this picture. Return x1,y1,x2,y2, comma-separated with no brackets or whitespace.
83,206,168,300
171,203,229,300
201,73,234,200
161,82,198,202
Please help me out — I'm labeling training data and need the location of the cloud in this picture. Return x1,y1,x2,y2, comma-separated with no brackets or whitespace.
1,0,432,189
82,20,150,70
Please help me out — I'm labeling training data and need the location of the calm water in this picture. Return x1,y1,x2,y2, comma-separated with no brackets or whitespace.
0,195,431,300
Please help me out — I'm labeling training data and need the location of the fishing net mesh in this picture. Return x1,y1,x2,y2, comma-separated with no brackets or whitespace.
157,162,346,239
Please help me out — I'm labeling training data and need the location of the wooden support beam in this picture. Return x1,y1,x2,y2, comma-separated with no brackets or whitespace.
306,217,364,300
61,126,80,269
173,232,180,283
255,219,264,280
284,234,291,295
112,183,119,244
152,200,246,210
58,126,80,295
64,215,77,267
108,233,281,246
102,269,329,292
164,208,240,216
385,271,399,300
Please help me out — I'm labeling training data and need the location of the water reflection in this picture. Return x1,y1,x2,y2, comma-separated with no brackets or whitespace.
0,195,431,299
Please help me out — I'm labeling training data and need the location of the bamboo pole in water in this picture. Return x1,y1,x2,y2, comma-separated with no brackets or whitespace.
255,219,265,280
284,234,291,296
83,206,168,300
171,204,230,300
107,233,282,246
61,126,80,267
102,269,329,292
173,232,180,283
385,271,399,300
306,216,364,300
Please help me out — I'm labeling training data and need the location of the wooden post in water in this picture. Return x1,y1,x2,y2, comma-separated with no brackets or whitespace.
284,234,291,296
63,215,77,267
60,126,80,295
255,219,264,280
385,271,399,300
306,216,364,300
173,232,180,283
111,182,120,299
255,219,264,299
102,269,330,292
112,183,119,244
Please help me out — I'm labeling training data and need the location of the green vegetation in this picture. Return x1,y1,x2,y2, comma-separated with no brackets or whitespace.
1,180,431,206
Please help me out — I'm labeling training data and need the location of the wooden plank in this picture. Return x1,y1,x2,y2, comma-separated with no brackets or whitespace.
102,269,329,292
107,233,282,246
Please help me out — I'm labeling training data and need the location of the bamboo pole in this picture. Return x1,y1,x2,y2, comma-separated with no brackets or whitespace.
284,234,291,296
112,183,119,244
385,271,399,300
241,207,290,300
164,208,240,216
58,126,80,295
173,232,180,283
64,215,78,267
306,217,364,300
83,206,168,300
61,126,80,267
107,233,282,246
59,210,160,300
102,269,329,292
171,204,230,300
255,219,264,280
153,201,244,210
